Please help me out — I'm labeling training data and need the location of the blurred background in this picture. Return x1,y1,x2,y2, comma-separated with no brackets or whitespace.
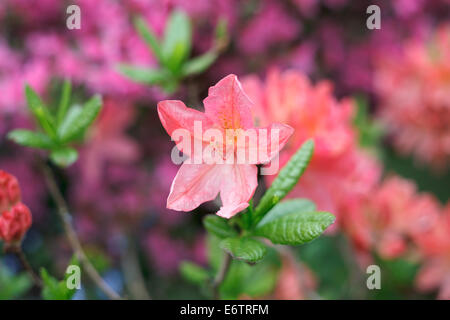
0,0,449,299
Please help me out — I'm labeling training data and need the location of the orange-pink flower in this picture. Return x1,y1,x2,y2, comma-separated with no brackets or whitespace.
157,74,293,218
242,69,381,225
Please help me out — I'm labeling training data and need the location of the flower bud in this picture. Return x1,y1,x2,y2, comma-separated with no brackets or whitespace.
0,202,32,244
0,170,21,212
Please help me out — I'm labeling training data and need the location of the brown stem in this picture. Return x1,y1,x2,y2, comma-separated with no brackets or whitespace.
40,162,122,300
6,244,42,288
212,253,232,299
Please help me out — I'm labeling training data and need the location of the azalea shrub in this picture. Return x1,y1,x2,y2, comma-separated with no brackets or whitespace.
0,0,449,300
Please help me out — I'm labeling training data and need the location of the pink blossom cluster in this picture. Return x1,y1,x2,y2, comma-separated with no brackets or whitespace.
374,24,450,168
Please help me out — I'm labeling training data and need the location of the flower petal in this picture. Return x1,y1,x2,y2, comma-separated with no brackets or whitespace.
203,74,254,130
167,162,222,212
158,100,212,156
237,123,294,164
217,164,257,218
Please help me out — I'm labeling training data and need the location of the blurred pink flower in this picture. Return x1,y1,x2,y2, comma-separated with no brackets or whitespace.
343,176,441,259
158,74,293,218
238,1,300,55
415,205,450,300
374,24,450,168
242,69,381,226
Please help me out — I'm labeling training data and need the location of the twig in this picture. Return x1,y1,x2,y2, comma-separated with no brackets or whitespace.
212,253,232,299
40,162,122,300
5,244,42,288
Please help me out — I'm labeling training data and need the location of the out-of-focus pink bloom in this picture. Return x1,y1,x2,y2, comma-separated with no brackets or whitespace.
374,24,450,168
242,69,381,226
145,230,205,275
158,74,293,218
238,1,300,55
273,250,316,300
79,98,140,188
343,176,441,259
415,205,450,300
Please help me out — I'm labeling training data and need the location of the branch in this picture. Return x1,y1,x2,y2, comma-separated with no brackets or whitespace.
212,252,232,299
40,162,122,300
5,244,42,288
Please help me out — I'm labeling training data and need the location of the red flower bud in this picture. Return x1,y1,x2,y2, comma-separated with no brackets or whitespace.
0,170,21,212
0,203,32,244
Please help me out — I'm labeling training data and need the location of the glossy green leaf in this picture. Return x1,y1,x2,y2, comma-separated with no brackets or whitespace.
254,139,314,224
24,85,56,137
203,215,238,239
134,17,163,62
117,65,167,84
219,237,267,264
50,147,78,167
258,199,316,226
181,51,217,77
179,261,210,285
254,211,335,245
162,10,191,72
58,95,102,143
8,130,55,149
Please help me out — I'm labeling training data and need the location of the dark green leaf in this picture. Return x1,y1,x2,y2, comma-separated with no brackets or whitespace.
219,237,267,264
50,147,78,167
254,211,335,245
254,139,314,224
134,17,163,62
8,130,55,149
162,10,191,72
203,215,238,239
58,95,102,143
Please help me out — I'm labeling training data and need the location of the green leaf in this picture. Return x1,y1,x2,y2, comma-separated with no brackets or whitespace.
181,51,217,77
40,268,76,300
24,85,56,137
179,261,210,285
258,199,316,226
8,129,55,149
50,147,79,167
117,65,167,84
254,139,314,224
254,211,335,245
162,10,191,72
0,262,32,299
134,17,163,63
203,215,238,239
57,79,72,126
58,95,102,143
219,237,267,264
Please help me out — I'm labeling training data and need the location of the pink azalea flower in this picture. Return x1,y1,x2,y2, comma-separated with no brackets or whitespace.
157,74,293,218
